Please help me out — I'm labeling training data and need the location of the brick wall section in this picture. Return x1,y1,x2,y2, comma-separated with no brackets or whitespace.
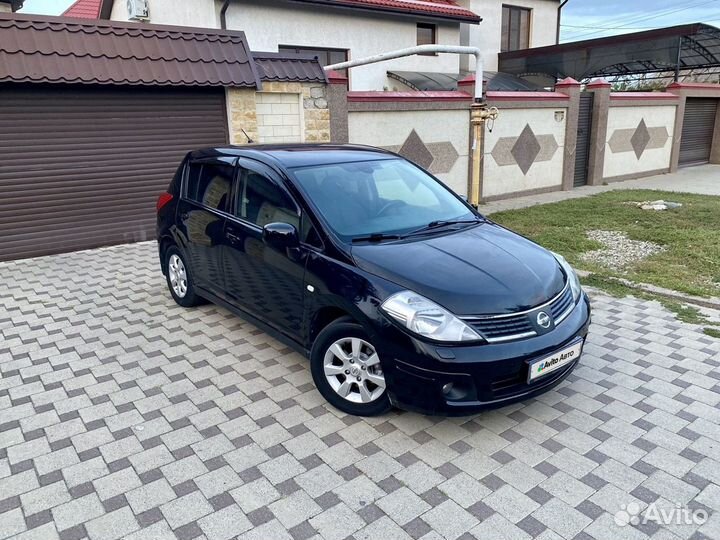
226,82,330,145
256,92,302,143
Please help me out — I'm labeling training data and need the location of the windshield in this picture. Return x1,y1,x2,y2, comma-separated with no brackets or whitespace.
290,158,476,241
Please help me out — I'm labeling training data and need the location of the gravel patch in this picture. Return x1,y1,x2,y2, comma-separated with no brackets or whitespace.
581,230,665,271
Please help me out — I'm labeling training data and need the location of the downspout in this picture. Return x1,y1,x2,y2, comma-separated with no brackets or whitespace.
556,0,570,44
220,0,230,29
325,44,498,206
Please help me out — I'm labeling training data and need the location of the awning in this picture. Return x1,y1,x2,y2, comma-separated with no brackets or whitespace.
253,52,328,84
387,70,544,91
0,14,262,88
499,23,720,81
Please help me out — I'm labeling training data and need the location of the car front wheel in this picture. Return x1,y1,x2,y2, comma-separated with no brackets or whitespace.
311,321,391,416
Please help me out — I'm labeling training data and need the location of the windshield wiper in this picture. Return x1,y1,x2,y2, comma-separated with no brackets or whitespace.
404,218,484,237
351,233,403,243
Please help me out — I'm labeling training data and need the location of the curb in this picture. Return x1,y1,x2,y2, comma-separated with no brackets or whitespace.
578,270,720,311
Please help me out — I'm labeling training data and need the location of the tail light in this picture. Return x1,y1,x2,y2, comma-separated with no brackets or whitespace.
156,192,173,212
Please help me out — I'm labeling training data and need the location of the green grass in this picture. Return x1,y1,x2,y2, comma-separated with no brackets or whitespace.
704,328,720,339
580,273,720,336
489,190,720,298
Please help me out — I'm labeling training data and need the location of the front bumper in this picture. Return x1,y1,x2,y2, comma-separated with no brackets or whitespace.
374,293,591,416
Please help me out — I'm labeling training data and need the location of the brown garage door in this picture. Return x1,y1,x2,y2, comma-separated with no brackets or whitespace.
679,98,718,166
0,84,229,262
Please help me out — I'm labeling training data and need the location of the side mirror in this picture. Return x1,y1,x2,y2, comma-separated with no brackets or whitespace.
262,222,299,250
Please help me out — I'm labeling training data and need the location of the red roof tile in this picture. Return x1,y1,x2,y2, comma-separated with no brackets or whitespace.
62,0,102,19
294,0,480,22
252,51,328,83
0,14,262,88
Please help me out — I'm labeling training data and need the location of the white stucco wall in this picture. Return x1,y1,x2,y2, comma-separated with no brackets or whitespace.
348,109,470,195
603,105,676,179
459,0,559,71
482,107,566,198
111,0,220,27
112,0,463,91
227,1,461,91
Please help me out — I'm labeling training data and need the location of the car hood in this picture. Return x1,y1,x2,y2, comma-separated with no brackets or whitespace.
351,222,565,316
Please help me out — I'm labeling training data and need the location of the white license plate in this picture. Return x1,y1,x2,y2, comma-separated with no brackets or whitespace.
528,340,583,382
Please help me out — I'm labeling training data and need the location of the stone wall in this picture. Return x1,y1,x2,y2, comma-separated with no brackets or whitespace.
229,76,717,203
226,82,330,146
482,105,568,199
603,103,676,181
347,93,472,196
226,88,258,145
302,83,331,143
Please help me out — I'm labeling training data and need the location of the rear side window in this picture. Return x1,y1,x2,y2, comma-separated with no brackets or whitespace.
185,162,234,213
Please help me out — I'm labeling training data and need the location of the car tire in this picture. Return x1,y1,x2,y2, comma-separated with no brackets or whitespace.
310,321,391,416
165,246,203,307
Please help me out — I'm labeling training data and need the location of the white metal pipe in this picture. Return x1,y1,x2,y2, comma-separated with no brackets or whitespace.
325,44,484,101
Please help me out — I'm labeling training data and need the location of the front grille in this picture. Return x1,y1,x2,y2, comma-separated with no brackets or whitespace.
550,285,575,324
462,283,575,343
469,314,534,342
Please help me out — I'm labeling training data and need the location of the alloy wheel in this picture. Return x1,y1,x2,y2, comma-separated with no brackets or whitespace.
168,254,188,298
323,337,386,404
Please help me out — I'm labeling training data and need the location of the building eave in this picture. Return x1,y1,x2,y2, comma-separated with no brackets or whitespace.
286,0,482,24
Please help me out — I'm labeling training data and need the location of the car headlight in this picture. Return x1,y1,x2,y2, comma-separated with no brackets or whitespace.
553,253,581,302
381,291,482,342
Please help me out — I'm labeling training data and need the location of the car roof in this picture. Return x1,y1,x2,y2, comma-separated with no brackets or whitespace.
187,144,397,169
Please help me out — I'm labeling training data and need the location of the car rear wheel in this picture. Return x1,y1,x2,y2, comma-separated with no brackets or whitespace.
311,321,391,416
165,247,202,307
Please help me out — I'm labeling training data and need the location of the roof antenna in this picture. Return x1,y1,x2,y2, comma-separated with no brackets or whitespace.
241,128,254,144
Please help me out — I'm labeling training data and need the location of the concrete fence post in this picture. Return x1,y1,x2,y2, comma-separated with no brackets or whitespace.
555,77,582,191
326,70,349,143
667,82,687,172
713,105,720,165
585,78,611,186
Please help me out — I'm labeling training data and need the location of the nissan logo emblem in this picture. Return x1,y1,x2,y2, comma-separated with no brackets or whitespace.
537,311,551,329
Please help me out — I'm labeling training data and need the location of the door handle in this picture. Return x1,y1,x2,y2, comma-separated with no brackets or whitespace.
179,212,189,220
226,231,240,242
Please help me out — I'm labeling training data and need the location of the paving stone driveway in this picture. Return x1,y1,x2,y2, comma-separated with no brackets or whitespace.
1,241,719,540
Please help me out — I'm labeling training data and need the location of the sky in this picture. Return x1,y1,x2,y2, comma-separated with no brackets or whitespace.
560,0,720,42
17,0,720,44
19,0,73,15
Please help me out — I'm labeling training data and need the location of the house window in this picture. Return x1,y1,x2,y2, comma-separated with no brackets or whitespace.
417,23,437,55
501,5,531,52
278,45,348,72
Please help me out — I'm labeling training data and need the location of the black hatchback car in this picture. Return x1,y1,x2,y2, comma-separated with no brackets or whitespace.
157,144,591,416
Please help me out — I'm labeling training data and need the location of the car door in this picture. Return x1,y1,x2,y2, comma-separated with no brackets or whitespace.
176,157,236,297
222,158,306,339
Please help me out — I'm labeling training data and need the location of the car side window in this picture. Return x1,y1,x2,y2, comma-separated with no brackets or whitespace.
185,162,234,213
236,167,300,230
301,214,323,249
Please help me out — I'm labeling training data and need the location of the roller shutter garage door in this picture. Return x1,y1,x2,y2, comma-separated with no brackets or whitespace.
0,84,229,262
679,98,718,166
